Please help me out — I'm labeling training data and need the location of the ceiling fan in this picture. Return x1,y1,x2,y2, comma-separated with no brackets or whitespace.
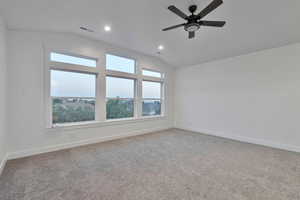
162,0,225,39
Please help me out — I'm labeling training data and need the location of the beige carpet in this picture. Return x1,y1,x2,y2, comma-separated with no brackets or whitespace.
1,129,300,200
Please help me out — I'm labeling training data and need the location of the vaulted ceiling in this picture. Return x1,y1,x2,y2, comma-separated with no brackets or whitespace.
1,0,300,67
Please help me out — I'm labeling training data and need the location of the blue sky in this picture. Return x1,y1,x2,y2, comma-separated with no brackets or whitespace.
51,70,96,97
51,53,97,68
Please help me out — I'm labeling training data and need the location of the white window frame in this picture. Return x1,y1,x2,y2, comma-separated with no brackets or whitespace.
106,53,136,74
142,68,164,79
44,48,166,129
141,73,165,117
45,49,103,128
105,76,136,120
105,53,138,120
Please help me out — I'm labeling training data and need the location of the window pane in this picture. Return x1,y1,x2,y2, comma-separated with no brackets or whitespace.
50,52,97,67
106,76,135,120
142,81,161,99
51,70,96,97
106,54,135,73
106,99,134,119
52,97,95,124
106,76,134,98
51,70,96,124
142,69,162,78
142,100,161,116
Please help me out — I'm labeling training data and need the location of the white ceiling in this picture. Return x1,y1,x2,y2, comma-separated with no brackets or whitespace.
0,0,300,67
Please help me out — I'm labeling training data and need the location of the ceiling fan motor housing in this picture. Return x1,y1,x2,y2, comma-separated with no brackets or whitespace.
189,5,197,13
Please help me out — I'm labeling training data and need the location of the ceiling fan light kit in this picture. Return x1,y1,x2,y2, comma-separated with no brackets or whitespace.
184,23,200,32
162,0,225,39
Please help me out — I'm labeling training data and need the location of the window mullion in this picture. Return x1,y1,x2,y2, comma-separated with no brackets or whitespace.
106,70,137,79
142,76,163,83
45,49,52,128
97,64,106,122
161,82,165,116
136,63,143,118
49,62,98,74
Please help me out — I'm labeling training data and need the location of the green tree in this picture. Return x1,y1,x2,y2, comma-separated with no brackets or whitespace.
106,98,133,119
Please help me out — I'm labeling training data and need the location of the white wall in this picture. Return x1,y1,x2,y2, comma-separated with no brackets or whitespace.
7,30,174,157
7,29,300,161
0,17,8,170
175,43,300,152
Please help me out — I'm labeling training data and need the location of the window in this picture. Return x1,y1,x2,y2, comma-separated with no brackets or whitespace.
46,50,165,128
142,69,162,78
106,76,135,119
142,81,162,116
106,54,135,74
51,70,96,124
50,52,97,67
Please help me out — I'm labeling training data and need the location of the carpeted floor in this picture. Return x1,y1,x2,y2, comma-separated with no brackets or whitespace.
1,129,300,200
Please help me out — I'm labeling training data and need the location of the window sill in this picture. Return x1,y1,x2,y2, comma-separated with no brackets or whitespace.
46,115,166,132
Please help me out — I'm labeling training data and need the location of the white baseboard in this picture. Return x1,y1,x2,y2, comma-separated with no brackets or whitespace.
176,126,300,153
6,124,299,168
8,126,172,160
0,153,8,176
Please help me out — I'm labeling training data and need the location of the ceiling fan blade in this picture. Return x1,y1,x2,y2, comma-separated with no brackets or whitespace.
196,0,223,19
199,20,226,27
188,31,195,39
162,23,186,31
168,5,188,20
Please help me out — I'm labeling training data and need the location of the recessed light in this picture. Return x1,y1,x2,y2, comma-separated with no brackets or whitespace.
158,45,164,51
104,25,111,32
